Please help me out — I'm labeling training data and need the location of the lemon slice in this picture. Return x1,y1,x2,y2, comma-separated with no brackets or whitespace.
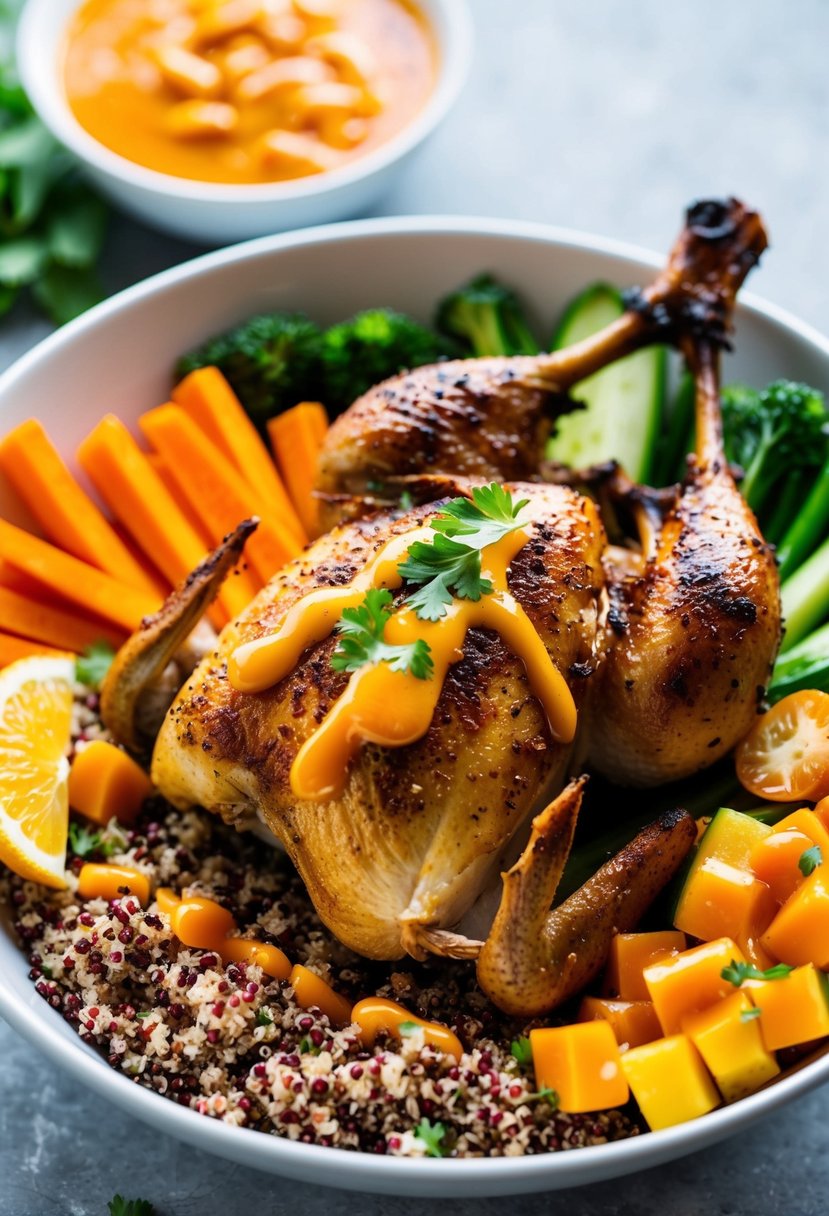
0,654,75,889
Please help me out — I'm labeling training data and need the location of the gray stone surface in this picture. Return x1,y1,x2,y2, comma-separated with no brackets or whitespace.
2,0,828,1211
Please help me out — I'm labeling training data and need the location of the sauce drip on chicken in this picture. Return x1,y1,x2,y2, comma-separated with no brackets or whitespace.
229,523,578,799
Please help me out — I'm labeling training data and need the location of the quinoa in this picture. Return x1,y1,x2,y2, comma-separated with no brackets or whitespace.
1,690,638,1158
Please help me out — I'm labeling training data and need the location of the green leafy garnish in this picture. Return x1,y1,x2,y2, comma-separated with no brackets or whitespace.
108,1197,155,1216
799,844,823,876
721,959,794,987
510,1035,533,1067
397,484,529,621
256,1008,273,1027
414,1116,447,1157
68,821,102,859
398,1020,419,1035
134,1012,152,1020
75,640,116,689
331,588,434,679
525,1086,559,1107
741,1007,762,1022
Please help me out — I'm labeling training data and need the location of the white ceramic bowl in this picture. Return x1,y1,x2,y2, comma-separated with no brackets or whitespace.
1,218,829,1196
16,0,472,244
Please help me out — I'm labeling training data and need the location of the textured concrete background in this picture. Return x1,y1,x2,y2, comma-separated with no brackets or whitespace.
2,0,828,1211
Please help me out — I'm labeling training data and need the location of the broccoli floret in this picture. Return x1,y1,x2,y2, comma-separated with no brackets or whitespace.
722,379,828,517
435,273,538,357
321,308,454,412
176,312,325,425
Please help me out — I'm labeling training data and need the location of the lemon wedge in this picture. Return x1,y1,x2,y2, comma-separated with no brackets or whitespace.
0,654,75,889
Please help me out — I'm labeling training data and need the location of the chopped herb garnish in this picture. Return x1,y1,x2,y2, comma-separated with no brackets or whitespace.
799,844,823,876
510,1035,533,1067
68,820,102,859
399,489,414,510
414,1116,447,1157
397,483,528,621
75,640,115,689
108,1198,155,1216
741,1007,762,1022
331,588,434,679
398,1020,419,1035
134,1011,152,1019
298,1034,320,1055
526,1086,559,1107
256,1008,273,1027
99,822,129,859
721,959,794,987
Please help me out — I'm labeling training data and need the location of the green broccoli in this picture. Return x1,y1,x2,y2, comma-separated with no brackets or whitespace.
435,273,538,357
321,308,454,413
176,312,325,425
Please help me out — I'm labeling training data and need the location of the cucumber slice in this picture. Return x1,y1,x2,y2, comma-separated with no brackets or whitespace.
547,283,666,482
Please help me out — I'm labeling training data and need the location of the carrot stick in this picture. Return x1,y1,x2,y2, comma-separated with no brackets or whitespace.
0,631,70,667
0,585,124,652
77,416,251,625
0,517,159,633
172,368,307,547
267,402,328,539
0,419,160,597
139,404,302,585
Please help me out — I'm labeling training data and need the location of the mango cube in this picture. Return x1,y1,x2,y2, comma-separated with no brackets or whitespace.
681,991,779,1102
750,827,817,905
773,808,829,854
620,1035,720,1130
578,996,662,1049
673,856,776,943
529,1020,628,1113
761,866,829,967
750,964,829,1051
644,937,746,1035
604,931,686,1001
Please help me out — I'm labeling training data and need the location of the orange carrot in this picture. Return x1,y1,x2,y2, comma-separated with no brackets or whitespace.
172,367,306,547
139,404,301,584
0,585,124,652
0,516,159,633
0,420,160,597
0,631,69,666
77,416,250,625
267,402,328,539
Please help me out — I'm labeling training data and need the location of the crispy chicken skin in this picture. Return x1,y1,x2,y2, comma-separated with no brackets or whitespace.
152,484,606,960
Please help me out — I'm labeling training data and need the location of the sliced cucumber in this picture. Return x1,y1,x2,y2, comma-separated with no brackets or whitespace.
547,283,666,483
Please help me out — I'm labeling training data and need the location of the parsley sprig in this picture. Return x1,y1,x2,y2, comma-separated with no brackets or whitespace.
108,1198,155,1216
414,1116,448,1157
510,1035,533,1068
75,640,116,689
721,959,794,987
331,588,433,680
799,844,823,876
397,483,529,622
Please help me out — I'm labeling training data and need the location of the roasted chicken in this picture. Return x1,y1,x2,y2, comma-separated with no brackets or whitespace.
102,198,781,1016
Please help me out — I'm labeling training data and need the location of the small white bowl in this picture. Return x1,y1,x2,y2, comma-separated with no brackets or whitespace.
16,0,472,245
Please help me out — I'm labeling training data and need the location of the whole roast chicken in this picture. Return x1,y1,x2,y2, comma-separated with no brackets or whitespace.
102,199,781,1016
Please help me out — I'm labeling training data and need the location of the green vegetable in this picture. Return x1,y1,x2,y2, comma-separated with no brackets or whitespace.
320,308,454,415
398,483,528,621
526,1086,558,1107
653,370,695,486
68,821,102,859
769,622,829,700
799,845,823,876
108,1198,155,1216
721,960,794,987
331,588,434,679
398,1020,419,1035
256,1008,273,1027
435,272,538,356
780,536,829,650
546,283,666,482
176,312,326,425
740,1007,762,1022
75,640,116,689
413,1116,447,1157
510,1035,533,1067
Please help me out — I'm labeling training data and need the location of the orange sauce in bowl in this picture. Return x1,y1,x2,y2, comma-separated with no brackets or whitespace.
63,0,437,185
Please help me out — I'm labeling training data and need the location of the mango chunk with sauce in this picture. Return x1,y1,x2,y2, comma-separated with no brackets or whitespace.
529,1021,628,1113
681,991,779,1102
621,1035,719,1130
644,937,747,1035
749,964,829,1051
578,996,662,1049
603,930,686,1001
761,866,829,968
673,856,776,945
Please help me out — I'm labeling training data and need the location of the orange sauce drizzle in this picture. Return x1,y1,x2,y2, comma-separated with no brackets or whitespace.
228,523,578,802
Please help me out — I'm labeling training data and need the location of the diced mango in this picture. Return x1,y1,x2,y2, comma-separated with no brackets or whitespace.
750,827,816,904
290,963,353,1027
697,807,773,869
352,997,463,1060
673,856,776,943
68,739,153,827
813,796,829,834
761,866,829,968
620,1035,720,1130
750,964,829,1051
644,937,746,1035
681,991,779,1102
77,862,150,906
221,937,292,980
529,1021,628,1113
774,808,829,854
170,894,236,950
578,996,662,1048
603,931,686,1001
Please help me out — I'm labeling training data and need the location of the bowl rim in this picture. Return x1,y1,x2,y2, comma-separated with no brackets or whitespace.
0,213,828,1194
16,0,473,204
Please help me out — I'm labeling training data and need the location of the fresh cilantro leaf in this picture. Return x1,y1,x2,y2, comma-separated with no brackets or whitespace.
526,1085,559,1107
510,1035,533,1067
0,233,45,284
68,821,102,859
432,482,529,550
134,1012,152,1020
331,588,434,679
799,844,822,876
0,115,53,169
414,1116,447,1157
108,1196,155,1216
740,1007,762,1022
75,640,116,689
45,183,108,268
33,261,103,325
256,1008,273,1027
721,959,794,987
100,822,129,858
398,1020,419,1035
